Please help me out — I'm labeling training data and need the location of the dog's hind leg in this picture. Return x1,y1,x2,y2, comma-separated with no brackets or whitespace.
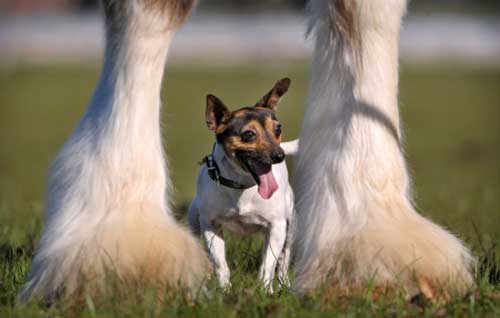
201,220,231,289
276,218,293,288
188,198,201,237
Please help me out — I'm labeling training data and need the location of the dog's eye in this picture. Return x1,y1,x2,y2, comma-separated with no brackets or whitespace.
275,124,282,137
241,130,256,142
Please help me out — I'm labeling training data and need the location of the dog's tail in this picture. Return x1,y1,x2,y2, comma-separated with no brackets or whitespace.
281,139,299,156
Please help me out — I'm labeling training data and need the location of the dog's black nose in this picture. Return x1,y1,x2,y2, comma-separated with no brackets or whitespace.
271,149,285,164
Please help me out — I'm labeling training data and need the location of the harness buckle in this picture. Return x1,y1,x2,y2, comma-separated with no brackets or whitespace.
205,154,220,185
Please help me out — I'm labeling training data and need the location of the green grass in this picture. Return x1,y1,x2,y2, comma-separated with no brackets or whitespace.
0,61,499,316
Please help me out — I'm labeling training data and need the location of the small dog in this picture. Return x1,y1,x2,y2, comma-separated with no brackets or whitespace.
188,78,297,291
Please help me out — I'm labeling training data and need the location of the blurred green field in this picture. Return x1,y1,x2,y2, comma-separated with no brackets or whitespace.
0,61,499,316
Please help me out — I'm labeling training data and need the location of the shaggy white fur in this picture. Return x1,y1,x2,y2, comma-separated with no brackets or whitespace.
293,0,474,299
20,0,208,301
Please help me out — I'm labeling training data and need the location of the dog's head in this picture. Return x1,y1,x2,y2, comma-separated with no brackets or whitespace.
205,78,291,199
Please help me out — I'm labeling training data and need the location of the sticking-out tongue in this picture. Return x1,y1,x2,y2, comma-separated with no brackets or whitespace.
257,170,279,200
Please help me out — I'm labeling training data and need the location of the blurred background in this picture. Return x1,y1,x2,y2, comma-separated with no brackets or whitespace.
1,0,500,64
0,1,499,256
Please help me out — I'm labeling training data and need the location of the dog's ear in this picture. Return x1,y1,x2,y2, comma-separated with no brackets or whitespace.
206,94,230,132
255,78,291,111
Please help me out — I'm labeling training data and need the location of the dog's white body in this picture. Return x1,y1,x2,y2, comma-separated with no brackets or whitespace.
189,141,296,289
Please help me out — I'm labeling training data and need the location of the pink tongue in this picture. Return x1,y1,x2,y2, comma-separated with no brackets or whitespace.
257,170,279,200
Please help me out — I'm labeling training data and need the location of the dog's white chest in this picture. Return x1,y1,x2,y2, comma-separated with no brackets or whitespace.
217,202,273,235
194,160,291,236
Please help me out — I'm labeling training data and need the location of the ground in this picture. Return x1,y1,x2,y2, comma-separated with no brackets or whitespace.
0,61,499,317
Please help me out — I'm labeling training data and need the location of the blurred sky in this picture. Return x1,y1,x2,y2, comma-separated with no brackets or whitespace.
0,0,499,65
2,0,500,14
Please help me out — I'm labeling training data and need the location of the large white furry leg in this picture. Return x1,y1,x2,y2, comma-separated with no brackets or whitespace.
294,0,474,299
20,0,209,302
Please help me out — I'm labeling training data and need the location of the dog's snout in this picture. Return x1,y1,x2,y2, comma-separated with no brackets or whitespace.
271,149,285,164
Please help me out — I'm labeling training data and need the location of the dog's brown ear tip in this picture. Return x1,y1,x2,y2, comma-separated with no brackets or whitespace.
207,94,221,108
280,78,291,86
276,78,291,92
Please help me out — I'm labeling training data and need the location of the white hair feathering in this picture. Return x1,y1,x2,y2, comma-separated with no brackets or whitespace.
20,0,208,301
293,0,474,299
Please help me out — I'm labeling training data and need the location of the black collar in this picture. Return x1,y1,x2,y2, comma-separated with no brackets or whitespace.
200,144,256,190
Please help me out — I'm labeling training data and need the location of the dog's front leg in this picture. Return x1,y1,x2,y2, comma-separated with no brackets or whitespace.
201,221,231,289
259,220,287,292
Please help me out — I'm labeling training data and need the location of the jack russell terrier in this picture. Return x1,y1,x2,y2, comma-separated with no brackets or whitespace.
188,78,297,291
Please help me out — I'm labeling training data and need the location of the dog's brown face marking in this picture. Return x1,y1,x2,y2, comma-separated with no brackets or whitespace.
205,78,290,178
219,108,282,155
